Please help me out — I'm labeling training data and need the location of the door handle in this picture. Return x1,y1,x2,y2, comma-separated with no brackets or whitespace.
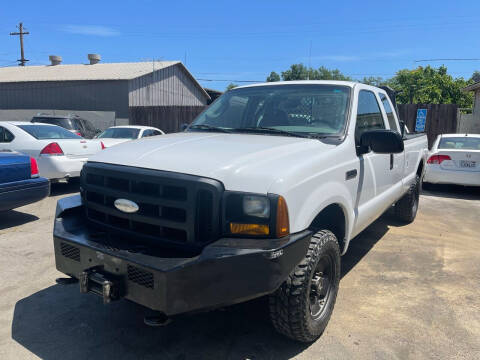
346,169,357,180
390,154,394,170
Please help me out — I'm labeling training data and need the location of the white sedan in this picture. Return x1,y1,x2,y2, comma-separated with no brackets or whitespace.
0,122,104,181
96,125,165,148
424,133,480,187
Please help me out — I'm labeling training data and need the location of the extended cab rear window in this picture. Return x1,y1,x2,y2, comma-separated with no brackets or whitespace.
438,137,480,150
18,125,81,140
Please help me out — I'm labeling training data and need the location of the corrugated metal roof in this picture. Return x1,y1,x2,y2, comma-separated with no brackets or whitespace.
0,61,180,82
463,81,480,92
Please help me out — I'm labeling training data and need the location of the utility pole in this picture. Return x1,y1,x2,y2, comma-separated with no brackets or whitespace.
10,22,29,66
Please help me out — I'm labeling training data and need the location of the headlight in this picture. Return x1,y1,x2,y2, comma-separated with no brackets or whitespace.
224,193,289,238
243,195,270,218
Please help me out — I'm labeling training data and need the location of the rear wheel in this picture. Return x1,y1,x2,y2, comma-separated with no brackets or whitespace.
395,174,420,223
269,230,340,342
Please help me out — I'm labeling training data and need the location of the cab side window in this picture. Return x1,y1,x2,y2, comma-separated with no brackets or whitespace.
355,90,385,144
379,93,399,132
0,127,14,143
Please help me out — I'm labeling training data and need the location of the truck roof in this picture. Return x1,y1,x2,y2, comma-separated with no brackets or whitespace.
234,80,367,90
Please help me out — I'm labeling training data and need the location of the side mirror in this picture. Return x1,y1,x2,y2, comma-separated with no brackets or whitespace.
180,123,189,131
359,129,404,154
399,120,405,138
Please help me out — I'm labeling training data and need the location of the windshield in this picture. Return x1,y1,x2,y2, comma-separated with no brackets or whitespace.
189,84,351,137
439,137,480,150
31,117,74,129
18,125,82,140
98,128,140,139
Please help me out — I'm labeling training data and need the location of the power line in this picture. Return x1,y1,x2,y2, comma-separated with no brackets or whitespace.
415,58,480,62
9,22,30,66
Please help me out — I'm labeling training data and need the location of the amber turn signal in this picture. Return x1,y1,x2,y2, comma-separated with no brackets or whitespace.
276,196,289,237
230,223,270,236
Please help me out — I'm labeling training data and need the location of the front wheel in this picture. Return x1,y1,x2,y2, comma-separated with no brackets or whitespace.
269,230,341,342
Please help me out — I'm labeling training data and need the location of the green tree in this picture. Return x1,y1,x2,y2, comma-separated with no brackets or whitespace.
279,64,351,81
471,70,480,83
266,71,281,82
226,83,238,91
388,65,473,107
361,76,385,87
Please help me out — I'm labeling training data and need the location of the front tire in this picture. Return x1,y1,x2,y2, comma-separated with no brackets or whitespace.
269,230,341,342
394,174,420,223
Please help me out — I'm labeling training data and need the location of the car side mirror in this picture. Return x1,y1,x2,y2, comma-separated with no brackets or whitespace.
359,129,404,154
180,123,189,131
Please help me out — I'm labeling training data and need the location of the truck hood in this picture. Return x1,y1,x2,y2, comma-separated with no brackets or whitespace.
99,138,132,148
89,132,334,193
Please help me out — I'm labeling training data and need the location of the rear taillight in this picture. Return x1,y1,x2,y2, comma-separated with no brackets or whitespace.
30,157,39,178
427,154,451,164
101,141,106,150
40,142,64,156
75,132,82,137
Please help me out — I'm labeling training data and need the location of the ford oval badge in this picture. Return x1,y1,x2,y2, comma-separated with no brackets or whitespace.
114,199,139,214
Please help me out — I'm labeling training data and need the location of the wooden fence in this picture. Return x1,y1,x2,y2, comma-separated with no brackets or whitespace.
397,104,458,148
129,106,206,133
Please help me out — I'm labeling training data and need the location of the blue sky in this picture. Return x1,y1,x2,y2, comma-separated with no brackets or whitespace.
1,0,480,90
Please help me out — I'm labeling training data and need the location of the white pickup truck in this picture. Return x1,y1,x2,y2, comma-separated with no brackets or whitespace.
53,81,428,342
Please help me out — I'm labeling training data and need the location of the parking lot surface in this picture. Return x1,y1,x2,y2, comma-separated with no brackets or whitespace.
0,183,479,359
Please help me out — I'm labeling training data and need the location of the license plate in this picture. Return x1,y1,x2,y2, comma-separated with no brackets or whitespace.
460,160,476,168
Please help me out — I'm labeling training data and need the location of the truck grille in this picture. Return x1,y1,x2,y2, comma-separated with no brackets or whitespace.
81,162,223,248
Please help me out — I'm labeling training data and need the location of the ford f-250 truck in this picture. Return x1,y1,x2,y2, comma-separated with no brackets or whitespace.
53,81,428,342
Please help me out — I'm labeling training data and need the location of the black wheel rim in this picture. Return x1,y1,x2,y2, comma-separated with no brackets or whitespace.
309,253,335,320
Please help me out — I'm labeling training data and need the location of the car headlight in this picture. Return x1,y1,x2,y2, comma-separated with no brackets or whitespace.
224,192,289,238
243,195,270,218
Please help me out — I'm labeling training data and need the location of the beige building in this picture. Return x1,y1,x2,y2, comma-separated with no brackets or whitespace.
460,82,480,134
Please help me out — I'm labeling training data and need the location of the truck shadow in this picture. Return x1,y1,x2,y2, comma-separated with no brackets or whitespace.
0,210,39,231
49,181,80,197
11,215,395,360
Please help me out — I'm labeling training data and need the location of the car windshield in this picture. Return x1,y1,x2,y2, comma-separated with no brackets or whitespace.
31,117,74,129
189,84,351,137
438,137,480,150
18,125,82,139
98,128,140,139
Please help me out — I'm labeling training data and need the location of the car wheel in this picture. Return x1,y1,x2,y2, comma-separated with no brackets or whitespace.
395,174,420,223
269,230,341,342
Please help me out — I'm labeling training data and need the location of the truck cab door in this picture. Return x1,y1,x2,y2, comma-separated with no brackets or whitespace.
379,93,405,192
352,90,399,236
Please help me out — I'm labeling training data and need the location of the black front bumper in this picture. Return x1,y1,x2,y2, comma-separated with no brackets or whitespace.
53,195,312,316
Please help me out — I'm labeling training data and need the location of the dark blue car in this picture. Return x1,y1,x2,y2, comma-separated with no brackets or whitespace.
0,151,50,212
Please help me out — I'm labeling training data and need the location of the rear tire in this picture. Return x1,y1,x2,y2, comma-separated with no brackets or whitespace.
395,174,420,223
269,230,341,342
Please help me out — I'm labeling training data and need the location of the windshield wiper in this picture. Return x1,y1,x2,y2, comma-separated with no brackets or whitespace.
234,127,311,139
188,124,233,133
